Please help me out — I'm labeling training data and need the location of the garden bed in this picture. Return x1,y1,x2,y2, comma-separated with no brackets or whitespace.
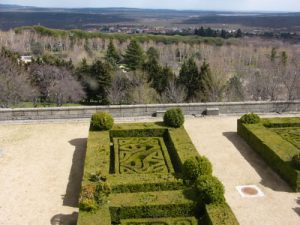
237,117,300,191
78,121,239,224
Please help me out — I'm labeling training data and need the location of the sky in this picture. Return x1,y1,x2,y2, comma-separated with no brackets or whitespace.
1,0,300,12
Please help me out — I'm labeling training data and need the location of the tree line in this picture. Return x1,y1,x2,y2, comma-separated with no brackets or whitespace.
0,36,299,107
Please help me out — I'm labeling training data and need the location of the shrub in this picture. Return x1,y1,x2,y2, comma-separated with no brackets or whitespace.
292,154,300,170
240,113,260,124
196,175,225,204
79,184,98,212
205,203,239,225
79,182,111,211
182,156,212,182
91,112,114,131
163,108,184,128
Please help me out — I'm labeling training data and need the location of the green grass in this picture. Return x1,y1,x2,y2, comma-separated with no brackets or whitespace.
79,121,239,224
237,117,300,191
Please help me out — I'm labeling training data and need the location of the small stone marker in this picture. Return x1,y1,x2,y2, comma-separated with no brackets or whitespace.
236,185,264,198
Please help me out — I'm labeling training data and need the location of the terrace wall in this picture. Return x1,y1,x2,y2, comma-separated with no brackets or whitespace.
0,101,299,121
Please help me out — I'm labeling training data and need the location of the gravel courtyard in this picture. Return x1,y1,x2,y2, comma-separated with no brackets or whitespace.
0,116,299,225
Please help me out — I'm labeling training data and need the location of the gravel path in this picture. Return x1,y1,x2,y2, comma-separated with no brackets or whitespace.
0,116,299,225
185,116,300,225
0,121,89,225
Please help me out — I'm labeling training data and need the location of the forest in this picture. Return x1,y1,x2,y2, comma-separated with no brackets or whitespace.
0,26,299,107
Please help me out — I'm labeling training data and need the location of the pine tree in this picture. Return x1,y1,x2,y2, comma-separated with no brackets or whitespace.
199,61,213,102
90,60,112,104
105,39,120,67
236,29,243,38
124,40,145,71
281,51,288,66
179,57,200,101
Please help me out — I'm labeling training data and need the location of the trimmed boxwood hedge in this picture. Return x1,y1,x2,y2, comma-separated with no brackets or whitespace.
120,216,198,225
78,121,239,225
205,203,239,225
237,118,300,192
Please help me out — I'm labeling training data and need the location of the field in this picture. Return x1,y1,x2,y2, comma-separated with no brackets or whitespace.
77,122,238,225
237,117,300,191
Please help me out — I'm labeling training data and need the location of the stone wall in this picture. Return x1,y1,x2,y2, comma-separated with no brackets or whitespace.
0,101,299,121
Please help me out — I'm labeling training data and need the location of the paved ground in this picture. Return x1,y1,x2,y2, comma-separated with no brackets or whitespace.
0,115,299,225
185,116,300,225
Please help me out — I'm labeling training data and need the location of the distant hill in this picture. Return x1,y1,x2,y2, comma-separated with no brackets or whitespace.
0,3,300,31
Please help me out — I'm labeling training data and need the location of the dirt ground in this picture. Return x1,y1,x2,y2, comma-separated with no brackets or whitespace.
0,116,299,225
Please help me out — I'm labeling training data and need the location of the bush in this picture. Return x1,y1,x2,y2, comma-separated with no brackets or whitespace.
79,182,111,212
91,112,114,131
240,113,260,124
79,184,98,212
205,203,239,225
163,108,184,128
182,156,212,182
292,154,300,170
196,175,225,204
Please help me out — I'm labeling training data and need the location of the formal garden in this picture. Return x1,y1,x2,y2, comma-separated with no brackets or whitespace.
77,109,239,225
238,114,300,192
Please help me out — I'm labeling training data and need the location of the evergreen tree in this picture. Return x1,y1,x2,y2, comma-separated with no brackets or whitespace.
90,60,112,104
105,39,120,67
199,61,213,102
124,40,145,71
236,29,243,38
179,57,200,101
144,47,161,83
281,51,288,66
226,75,244,101
271,47,277,62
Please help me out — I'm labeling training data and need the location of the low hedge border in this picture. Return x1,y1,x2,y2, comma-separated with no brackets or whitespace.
120,216,198,225
237,118,300,191
205,203,239,225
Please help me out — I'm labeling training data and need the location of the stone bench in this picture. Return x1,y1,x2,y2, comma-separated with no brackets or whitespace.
155,110,166,117
205,107,219,116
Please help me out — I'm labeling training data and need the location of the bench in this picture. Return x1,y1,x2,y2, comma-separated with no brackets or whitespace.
155,110,166,117
205,108,219,116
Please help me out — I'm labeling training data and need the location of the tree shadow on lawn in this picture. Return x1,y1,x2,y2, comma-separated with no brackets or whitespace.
63,138,87,207
223,132,293,193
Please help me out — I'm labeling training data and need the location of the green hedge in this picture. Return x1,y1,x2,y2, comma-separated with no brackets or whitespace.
110,203,196,223
110,128,167,138
120,217,198,225
205,203,239,225
237,119,300,191
111,181,184,193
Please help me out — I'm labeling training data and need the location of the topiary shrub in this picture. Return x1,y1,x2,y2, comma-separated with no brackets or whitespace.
91,112,114,131
240,113,260,124
195,175,225,204
292,154,300,170
182,156,212,182
163,108,184,128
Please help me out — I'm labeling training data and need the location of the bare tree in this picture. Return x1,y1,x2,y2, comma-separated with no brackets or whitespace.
162,80,186,103
30,64,85,106
0,55,37,107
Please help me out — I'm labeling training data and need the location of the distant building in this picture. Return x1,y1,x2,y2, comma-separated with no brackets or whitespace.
20,56,32,64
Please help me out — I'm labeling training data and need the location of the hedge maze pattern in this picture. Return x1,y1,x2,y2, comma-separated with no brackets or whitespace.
272,127,300,150
117,137,170,174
